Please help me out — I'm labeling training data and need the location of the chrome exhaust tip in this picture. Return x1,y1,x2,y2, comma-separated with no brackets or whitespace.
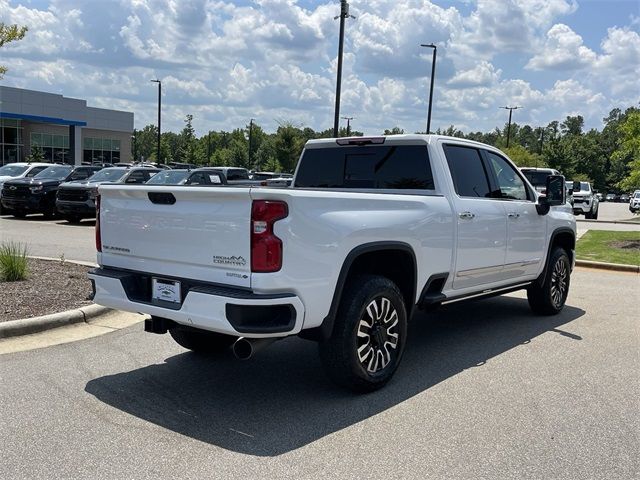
232,337,278,360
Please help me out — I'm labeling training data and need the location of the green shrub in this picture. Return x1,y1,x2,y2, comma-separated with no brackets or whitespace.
0,242,29,282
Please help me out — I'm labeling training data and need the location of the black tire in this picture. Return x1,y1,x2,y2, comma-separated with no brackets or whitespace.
319,275,408,393
592,206,598,220
527,247,571,315
65,215,83,224
13,211,26,218
584,210,591,220
169,325,236,354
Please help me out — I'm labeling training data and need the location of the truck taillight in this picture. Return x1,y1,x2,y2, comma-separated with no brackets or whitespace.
95,194,102,252
251,200,288,272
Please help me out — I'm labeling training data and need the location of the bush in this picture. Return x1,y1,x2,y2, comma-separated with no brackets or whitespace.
0,242,29,282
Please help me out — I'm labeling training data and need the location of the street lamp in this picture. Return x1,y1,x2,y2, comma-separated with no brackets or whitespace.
248,119,254,169
333,1,355,138
500,106,521,148
420,43,437,134
131,128,137,163
150,79,161,164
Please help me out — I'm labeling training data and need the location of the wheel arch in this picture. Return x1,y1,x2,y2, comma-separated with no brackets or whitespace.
299,241,417,341
537,227,575,286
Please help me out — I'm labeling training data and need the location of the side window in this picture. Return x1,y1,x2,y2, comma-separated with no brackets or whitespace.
26,166,48,177
69,169,91,181
143,171,158,181
485,152,529,201
125,171,146,184
186,173,206,185
443,145,491,198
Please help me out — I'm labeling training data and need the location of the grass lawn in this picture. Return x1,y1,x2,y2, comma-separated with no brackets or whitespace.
576,230,640,265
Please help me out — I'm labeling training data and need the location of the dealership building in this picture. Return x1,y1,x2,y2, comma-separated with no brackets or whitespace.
0,86,133,166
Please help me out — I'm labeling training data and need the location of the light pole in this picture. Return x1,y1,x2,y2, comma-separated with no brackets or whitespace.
131,128,137,163
150,79,161,164
248,119,254,169
333,1,355,138
420,43,437,134
500,106,521,148
341,116,354,136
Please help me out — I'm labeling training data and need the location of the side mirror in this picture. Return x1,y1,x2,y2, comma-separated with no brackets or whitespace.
546,175,566,206
537,174,565,215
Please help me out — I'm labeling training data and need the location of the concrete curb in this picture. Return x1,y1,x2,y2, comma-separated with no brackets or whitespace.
29,255,97,268
0,256,108,339
576,218,640,226
0,305,113,339
575,259,639,273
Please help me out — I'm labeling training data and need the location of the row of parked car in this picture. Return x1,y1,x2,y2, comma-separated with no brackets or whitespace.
520,167,640,217
0,162,293,222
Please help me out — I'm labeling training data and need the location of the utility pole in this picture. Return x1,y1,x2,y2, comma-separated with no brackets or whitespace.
207,131,211,165
420,43,437,134
150,79,162,164
341,116,354,136
500,106,521,148
248,119,254,169
333,1,355,138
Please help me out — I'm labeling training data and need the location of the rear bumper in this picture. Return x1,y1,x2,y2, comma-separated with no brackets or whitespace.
88,267,305,338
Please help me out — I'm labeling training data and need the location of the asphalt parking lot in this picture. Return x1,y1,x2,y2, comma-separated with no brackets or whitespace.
1,267,639,479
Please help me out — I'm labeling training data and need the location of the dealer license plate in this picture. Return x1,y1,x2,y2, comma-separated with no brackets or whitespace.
152,278,181,304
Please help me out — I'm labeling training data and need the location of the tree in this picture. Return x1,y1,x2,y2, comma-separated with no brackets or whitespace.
27,144,44,162
274,123,305,172
503,145,545,168
383,127,404,135
616,111,640,192
0,23,28,78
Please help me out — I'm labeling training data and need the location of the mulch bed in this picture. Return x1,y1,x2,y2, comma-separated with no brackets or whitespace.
1,258,93,322
608,240,640,251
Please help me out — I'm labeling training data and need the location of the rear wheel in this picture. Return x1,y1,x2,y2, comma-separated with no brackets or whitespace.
319,275,407,393
527,247,571,315
65,215,83,224
169,325,236,354
13,211,26,219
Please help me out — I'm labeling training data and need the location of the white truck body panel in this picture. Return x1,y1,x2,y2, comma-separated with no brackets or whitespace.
89,134,576,338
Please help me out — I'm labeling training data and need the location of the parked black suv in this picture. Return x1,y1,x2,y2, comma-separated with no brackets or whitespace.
56,167,161,223
1,165,102,218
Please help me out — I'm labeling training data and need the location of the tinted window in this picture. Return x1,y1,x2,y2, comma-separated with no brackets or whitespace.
443,145,491,197
522,170,554,187
27,166,49,177
88,168,127,183
124,171,147,184
68,168,99,181
227,169,249,181
186,172,207,185
146,170,189,185
486,152,529,201
295,145,435,190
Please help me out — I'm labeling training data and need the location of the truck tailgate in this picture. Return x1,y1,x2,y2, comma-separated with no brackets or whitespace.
98,185,252,288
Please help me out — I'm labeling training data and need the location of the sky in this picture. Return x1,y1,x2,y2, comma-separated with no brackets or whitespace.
1,0,639,136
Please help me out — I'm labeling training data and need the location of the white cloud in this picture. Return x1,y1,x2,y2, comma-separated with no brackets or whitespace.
526,24,596,70
0,0,637,138
448,61,501,88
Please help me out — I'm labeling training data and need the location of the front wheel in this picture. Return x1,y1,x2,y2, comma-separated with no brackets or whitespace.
527,247,571,315
65,215,83,224
169,325,237,354
319,275,408,393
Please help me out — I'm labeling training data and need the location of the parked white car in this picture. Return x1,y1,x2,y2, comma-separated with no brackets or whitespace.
0,162,51,214
630,190,640,214
569,181,599,219
89,135,576,392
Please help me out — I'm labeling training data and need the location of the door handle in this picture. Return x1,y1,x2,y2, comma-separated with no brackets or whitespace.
458,211,475,220
507,212,520,218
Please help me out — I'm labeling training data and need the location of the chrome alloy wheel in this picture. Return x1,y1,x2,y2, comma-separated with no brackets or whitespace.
356,296,400,373
550,258,568,308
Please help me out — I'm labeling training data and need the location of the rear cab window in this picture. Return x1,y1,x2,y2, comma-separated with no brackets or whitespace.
295,145,435,190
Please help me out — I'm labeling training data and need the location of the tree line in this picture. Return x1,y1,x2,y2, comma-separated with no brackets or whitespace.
133,106,639,193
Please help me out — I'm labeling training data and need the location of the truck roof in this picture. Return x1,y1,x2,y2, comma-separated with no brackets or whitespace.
304,134,492,149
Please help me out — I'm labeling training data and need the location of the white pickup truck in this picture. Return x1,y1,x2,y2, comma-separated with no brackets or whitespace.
89,135,576,392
